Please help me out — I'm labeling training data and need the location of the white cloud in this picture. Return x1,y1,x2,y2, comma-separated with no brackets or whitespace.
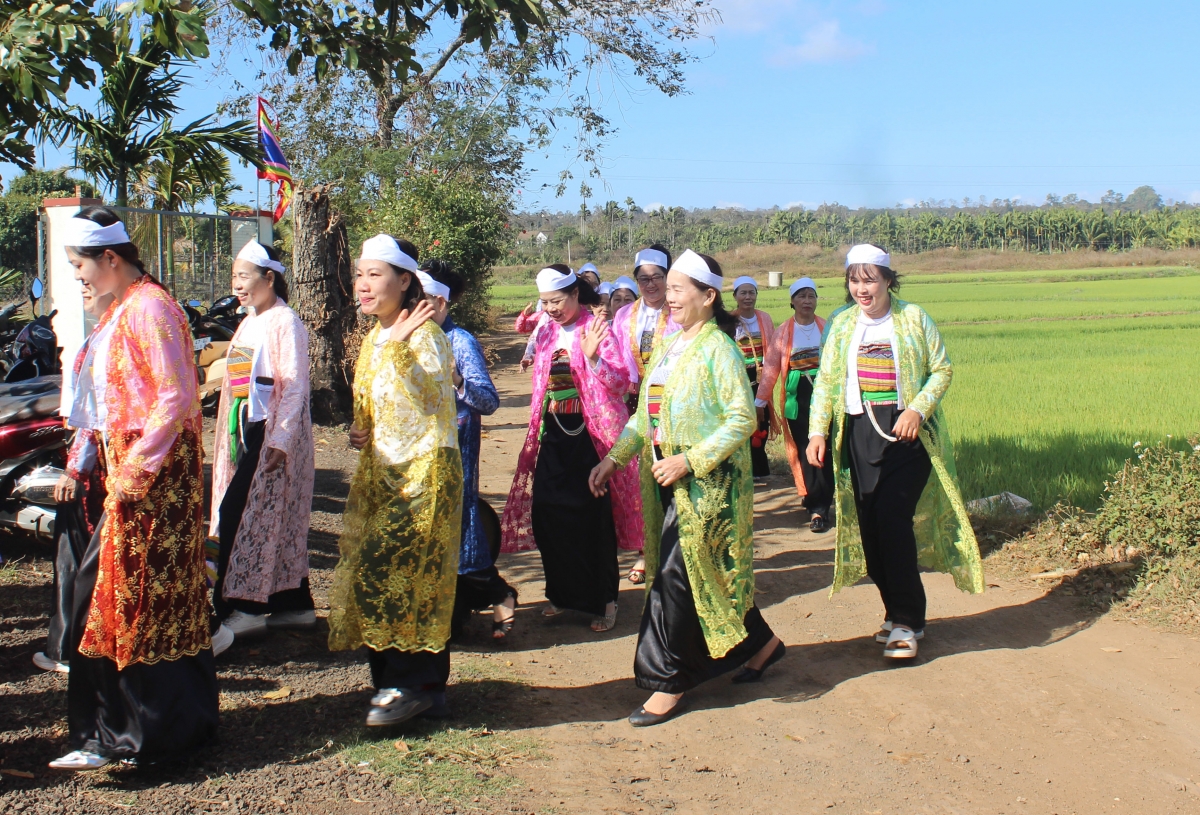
716,201,746,210
713,0,816,33
785,200,817,210
644,202,665,212
770,19,874,65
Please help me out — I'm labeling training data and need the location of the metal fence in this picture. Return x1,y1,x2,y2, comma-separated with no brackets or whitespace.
40,206,261,307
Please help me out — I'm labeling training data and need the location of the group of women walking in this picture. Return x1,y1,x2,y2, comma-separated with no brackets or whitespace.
41,204,983,771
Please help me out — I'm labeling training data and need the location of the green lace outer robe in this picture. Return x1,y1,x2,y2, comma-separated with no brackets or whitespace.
809,296,984,596
609,321,758,658
328,321,463,653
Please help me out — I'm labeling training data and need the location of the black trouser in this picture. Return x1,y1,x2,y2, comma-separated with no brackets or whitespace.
367,647,451,693
747,369,771,477
213,417,314,620
68,514,219,761
45,498,91,663
846,405,932,631
786,373,834,518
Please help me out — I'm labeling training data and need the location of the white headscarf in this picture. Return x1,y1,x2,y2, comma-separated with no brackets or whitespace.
845,244,891,269
415,270,451,300
62,217,130,247
613,276,639,296
732,275,757,292
670,249,723,289
361,234,418,273
537,267,577,293
634,248,669,272
789,277,817,297
236,240,285,274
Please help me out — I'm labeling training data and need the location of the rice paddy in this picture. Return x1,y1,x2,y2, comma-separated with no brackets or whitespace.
490,265,1200,509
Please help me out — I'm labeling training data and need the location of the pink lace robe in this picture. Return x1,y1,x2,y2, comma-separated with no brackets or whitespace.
501,311,644,553
208,305,315,603
610,299,681,393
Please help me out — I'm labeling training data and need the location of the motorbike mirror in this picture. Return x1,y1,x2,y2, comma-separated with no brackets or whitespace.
188,299,202,308
30,278,43,301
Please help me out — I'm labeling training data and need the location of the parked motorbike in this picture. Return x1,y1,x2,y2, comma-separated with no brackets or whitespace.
0,376,69,539
3,279,60,383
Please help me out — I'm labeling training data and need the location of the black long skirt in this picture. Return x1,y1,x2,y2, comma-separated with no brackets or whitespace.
68,515,219,761
845,405,933,631
531,411,619,616
747,368,771,478
213,416,314,619
785,374,835,516
45,499,91,664
634,487,775,693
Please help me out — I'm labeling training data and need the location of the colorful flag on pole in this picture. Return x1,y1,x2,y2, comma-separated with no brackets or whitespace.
257,97,293,222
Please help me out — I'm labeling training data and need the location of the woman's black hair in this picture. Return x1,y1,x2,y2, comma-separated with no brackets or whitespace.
544,262,600,306
636,243,673,274
844,244,900,304
380,236,424,308
242,243,289,302
70,206,157,284
679,252,738,338
422,258,466,303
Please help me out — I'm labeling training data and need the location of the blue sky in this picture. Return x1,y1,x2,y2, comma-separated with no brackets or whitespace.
10,1,1200,213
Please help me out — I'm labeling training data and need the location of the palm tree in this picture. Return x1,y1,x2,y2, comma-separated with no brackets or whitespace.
46,15,259,207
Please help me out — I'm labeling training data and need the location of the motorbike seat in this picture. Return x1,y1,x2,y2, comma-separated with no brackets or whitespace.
0,376,62,424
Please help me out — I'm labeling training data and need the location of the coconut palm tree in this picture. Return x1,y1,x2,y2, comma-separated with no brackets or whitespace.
45,13,259,207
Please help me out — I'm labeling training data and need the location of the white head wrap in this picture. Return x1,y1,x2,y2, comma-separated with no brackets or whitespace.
63,217,130,248
670,249,724,290
613,276,639,296
578,262,599,277
361,234,418,273
415,270,451,300
536,267,577,293
236,240,285,274
845,244,891,269
732,275,757,293
789,277,817,297
598,282,614,296
634,248,669,272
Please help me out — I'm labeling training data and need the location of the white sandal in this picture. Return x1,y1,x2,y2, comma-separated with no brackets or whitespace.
591,602,618,632
875,621,925,643
884,626,919,659
49,750,111,771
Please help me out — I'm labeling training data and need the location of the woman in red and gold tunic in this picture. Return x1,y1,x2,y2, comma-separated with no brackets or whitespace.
731,276,775,479
51,207,216,771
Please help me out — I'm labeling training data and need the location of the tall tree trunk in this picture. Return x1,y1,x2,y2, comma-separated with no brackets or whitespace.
290,184,357,424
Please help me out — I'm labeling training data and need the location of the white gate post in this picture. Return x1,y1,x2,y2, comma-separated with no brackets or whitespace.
42,196,104,404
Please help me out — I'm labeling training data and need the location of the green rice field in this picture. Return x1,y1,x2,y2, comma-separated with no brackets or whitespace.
490,267,1200,510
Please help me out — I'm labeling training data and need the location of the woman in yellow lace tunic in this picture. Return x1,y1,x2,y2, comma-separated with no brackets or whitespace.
806,244,983,661
591,250,785,728
328,234,463,727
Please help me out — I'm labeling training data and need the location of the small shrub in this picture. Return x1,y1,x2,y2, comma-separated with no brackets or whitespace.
1094,438,1200,559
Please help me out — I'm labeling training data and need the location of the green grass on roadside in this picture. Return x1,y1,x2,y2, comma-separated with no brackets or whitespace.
336,654,540,808
489,267,1200,510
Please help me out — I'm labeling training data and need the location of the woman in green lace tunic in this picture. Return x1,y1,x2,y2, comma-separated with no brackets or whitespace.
328,234,463,726
591,250,785,728
806,244,984,660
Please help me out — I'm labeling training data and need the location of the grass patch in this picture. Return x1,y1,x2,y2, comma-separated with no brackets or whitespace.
336,654,540,808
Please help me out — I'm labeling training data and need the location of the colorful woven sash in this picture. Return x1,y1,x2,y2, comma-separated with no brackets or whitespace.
227,345,253,399
858,341,898,404
784,346,820,420
546,348,582,414
627,302,668,379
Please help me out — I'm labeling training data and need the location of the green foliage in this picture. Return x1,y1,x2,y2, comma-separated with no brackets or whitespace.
6,168,95,198
1094,440,1200,558
43,14,259,207
368,172,512,334
0,195,39,277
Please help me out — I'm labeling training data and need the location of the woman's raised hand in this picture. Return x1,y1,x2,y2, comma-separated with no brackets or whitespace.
580,318,610,363
388,300,436,344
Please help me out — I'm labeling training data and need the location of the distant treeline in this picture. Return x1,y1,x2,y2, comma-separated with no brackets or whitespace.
508,185,1200,264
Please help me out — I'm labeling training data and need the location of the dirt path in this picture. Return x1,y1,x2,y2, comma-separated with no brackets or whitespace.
2,329,1199,814
477,332,1200,815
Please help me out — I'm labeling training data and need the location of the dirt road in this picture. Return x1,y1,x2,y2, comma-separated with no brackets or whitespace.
2,330,1199,815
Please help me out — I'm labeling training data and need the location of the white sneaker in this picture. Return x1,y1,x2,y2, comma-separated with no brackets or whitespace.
223,610,268,637
267,609,316,630
33,651,69,673
211,623,234,657
49,750,110,770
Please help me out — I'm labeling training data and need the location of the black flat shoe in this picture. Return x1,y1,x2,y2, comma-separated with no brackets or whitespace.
628,695,688,727
810,515,827,533
731,640,786,684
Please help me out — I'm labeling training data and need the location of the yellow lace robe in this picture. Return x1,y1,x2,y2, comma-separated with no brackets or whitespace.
328,321,463,653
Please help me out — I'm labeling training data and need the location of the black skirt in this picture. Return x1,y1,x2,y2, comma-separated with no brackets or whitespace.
784,373,834,514
747,368,771,478
531,411,619,616
367,647,451,693
634,488,775,693
68,515,220,762
213,415,314,619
